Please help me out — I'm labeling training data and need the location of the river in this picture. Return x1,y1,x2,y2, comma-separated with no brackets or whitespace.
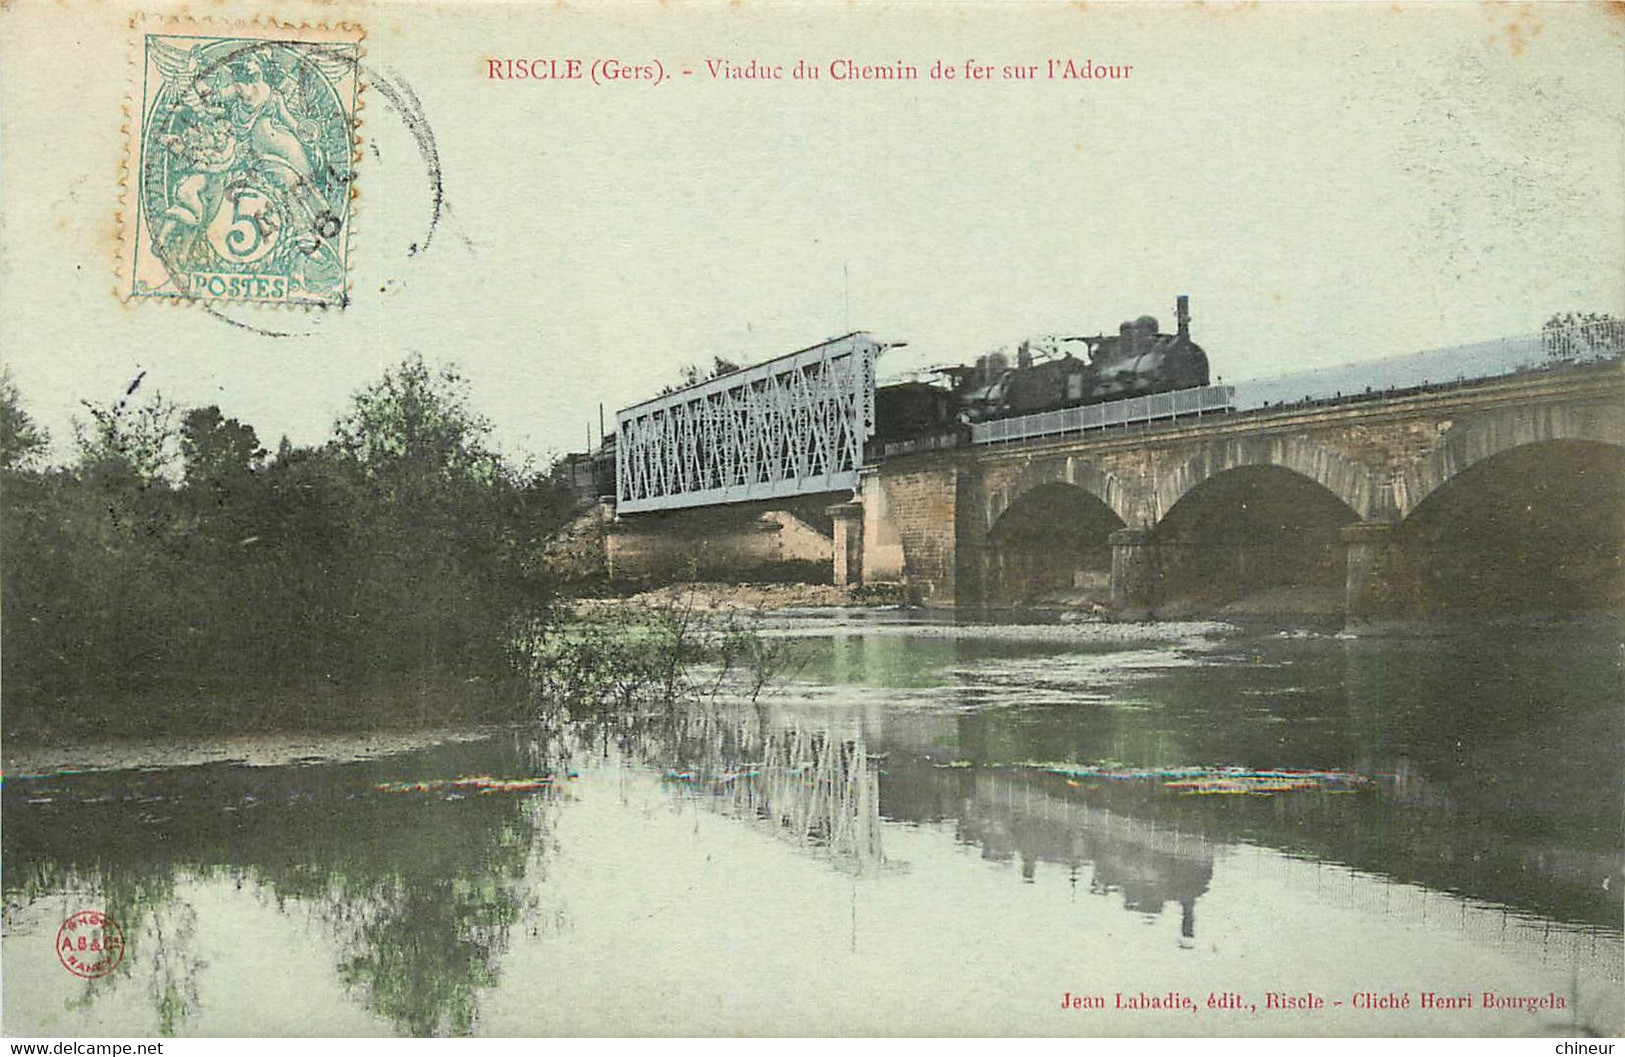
3,613,1620,1037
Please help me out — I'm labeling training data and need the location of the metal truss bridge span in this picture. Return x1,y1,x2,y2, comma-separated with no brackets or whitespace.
616,332,881,513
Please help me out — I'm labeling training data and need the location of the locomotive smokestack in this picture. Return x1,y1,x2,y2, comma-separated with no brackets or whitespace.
1176,295,1190,339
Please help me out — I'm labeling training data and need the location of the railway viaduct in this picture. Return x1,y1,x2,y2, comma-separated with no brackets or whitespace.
596,331,1624,622
838,363,1624,619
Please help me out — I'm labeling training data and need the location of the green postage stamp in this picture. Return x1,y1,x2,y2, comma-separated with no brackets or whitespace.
121,19,364,307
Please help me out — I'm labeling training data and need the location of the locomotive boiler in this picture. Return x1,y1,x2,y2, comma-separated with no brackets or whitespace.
871,295,1215,447
948,295,1210,423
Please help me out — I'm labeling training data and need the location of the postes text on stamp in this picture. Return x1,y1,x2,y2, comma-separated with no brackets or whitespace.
122,21,363,307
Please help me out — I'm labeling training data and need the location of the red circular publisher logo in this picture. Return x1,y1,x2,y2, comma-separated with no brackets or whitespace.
56,911,125,979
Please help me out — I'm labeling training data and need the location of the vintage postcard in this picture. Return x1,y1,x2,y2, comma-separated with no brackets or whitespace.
1,0,1621,1043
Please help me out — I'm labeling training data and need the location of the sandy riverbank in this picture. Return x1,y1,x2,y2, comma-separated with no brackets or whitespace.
574,581,873,613
574,580,1348,620
3,726,499,779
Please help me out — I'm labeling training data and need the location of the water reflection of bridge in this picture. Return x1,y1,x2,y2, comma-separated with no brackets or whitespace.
650,704,885,872
884,759,1622,988
653,698,1618,985
954,772,1215,939
623,684,1620,1009
645,699,1225,933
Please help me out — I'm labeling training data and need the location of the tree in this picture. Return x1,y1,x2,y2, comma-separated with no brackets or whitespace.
659,355,745,395
74,373,180,485
327,355,554,680
1541,311,1625,361
333,355,503,488
0,369,50,471
180,406,265,487
3,355,558,740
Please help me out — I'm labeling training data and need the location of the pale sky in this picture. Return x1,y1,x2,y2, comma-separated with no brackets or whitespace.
2,1,1621,465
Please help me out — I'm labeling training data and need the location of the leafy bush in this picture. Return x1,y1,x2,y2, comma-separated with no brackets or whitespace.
520,601,789,716
1,358,586,743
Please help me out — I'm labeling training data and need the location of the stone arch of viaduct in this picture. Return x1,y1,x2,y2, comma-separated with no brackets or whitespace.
977,433,1378,533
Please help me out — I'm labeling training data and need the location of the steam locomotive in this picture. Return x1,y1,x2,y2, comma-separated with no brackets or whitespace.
875,295,1211,443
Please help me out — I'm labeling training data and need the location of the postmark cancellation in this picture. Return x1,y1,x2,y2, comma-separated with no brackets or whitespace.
120,19,363,307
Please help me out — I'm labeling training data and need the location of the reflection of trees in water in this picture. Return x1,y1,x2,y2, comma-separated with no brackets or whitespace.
275,798,546,1036
146,899,202,1037
325,852,512,1034
4,847,196,1030
3,733,561,1036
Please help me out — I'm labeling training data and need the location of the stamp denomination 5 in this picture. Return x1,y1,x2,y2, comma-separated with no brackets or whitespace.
121,19,363,308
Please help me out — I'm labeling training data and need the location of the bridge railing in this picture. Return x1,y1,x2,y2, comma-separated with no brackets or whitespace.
970,384,1236,446
874,430,966,459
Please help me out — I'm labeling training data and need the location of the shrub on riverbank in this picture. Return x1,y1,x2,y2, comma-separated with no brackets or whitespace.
1,360,583,745
521,601,789,715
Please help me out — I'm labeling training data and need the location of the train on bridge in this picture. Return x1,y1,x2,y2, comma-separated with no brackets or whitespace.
877,294,1213,444
598,296,1226,506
